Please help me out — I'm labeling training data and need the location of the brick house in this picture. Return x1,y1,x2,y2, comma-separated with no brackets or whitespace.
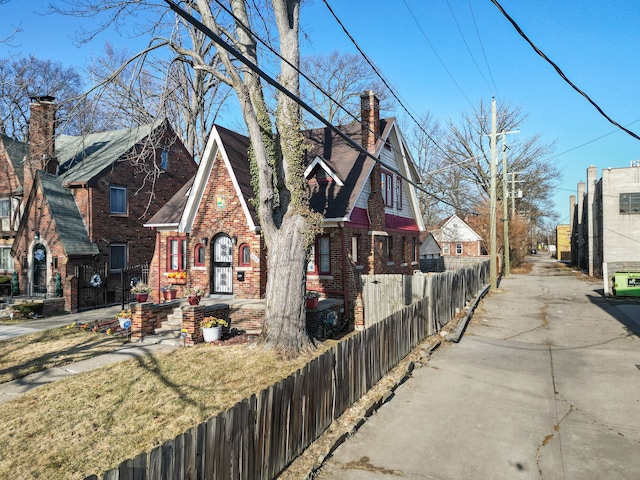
429,214,484,257
9,96,197,311
0,131,28,281
145,91,425,328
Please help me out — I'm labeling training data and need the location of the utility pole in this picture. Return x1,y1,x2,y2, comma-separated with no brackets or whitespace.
489,98,497,290
502,131,510,278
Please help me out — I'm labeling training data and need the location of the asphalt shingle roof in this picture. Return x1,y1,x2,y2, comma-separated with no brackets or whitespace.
0,132,28,189
57,121,160,184
38,172,99,256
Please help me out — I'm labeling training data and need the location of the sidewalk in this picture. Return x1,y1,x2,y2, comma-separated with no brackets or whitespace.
317,256,640,479
0,304,177,405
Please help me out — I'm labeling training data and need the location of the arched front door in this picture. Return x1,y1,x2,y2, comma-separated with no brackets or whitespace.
32,244,47,294
211,234,233,294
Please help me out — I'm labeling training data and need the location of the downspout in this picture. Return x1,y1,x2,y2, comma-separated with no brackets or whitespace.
156,228,161,302
339,222,350,324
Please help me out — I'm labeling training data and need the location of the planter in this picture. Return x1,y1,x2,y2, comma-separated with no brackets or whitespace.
306,296,319,309
118,317,132,329
168,278,186,285
202,326,222,342
163,290,177,300
134,293,149,303
188,295,200,306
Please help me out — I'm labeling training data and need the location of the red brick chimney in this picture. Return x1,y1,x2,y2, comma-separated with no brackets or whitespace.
360,90,380,152
24,96,58,199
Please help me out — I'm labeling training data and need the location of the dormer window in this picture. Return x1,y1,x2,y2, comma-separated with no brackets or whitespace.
160,149,169,170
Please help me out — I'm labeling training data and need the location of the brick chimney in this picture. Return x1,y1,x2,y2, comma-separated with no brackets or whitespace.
24,96,58,199
360,90,380,152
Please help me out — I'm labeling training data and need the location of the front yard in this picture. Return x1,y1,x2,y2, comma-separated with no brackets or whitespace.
0,327,320,479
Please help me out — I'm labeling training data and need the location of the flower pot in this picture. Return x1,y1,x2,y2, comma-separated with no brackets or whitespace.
135,293,149,303
306,296,319,309
188,295,200,305
118,317,131,329
202,326,222,342
163,290,177,300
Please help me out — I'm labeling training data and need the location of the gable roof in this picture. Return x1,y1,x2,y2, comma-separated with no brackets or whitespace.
12,172,99,257
0,132,28,190
148,117,425,233
56,120,162,184
433,214,482,243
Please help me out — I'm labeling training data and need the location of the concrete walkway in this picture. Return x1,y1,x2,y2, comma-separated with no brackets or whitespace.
0,304,176,405
317,256,640,479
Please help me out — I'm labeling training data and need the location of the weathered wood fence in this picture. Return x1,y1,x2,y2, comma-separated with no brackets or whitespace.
362,261,490,327
85,262,488,480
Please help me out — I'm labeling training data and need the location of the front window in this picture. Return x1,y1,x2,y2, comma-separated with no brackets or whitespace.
0,247,13,270
351,235,359,264
168,237,187,271
412,237,418,262
110,244,127,271
396,177,403,210
308,236,331,274
456,243,463,255
110,186,127,215
194,244,205,266
0,199,10,218
443,243,450,255
161,149,169,170
239,244,251,266
381,170,394,207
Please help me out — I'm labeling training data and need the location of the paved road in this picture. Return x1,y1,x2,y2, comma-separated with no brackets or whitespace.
317,256,640,479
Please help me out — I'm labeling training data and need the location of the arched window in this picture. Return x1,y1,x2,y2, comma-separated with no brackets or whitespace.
194,243,205,266
239,244,251,266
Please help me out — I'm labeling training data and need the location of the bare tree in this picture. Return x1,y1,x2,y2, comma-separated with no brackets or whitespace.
410,99,559,231
0,55,85,139
301,50,393,127
54,0,316,355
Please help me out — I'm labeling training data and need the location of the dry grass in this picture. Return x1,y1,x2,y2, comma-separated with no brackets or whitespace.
0,341,320,479
0,328,127,383
511,262,533,274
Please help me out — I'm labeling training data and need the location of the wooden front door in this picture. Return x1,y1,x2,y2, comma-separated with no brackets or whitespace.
211,235,233,294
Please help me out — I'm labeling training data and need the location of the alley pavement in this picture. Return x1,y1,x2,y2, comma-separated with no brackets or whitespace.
317,255,640,479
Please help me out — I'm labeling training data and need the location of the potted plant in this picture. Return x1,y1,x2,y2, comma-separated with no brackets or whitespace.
306,291,320,309
161,284,177,301
131,281,151,302
116,309,132,329
200,316,228,342
166,271,187,284
187,287,205,305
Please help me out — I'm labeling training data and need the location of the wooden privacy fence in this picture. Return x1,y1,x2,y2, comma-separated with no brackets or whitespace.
362,261,490,328
86,264,488,480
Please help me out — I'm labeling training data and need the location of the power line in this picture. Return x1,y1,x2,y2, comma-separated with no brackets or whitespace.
401,0,474,109
467,0,499,96
446,0,494,94
490,0,640,142
164,0,460,210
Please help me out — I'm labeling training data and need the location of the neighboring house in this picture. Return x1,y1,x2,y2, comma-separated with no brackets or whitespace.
8,96,197,311
419,232,442,259
0,132,27,278
571,163,640,294
431,214,484,257
145,91,425,328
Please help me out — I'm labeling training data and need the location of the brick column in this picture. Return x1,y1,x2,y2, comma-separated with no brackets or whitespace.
130,301,155,341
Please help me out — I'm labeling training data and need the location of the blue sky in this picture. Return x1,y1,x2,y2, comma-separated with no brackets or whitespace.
1,0,639,224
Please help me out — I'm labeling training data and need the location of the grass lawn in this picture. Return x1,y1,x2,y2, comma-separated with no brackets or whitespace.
0,327,128,384
0,335,321,479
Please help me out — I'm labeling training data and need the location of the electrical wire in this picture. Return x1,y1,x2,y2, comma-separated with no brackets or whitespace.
467,0,499,97
490,0,640,142
165,0,463,209
446,0,494,94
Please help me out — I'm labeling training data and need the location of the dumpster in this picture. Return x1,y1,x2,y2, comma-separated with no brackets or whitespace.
612,271,640,297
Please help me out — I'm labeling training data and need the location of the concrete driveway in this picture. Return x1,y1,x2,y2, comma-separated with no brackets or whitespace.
316,256,640,479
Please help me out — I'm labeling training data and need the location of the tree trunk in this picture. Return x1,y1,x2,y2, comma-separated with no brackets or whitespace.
260,215,314,354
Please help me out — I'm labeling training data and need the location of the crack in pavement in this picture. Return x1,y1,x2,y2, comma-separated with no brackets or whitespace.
504,305,549,341
338,456,403,476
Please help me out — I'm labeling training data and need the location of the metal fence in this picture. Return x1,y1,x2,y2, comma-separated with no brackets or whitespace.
75,263,149,311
